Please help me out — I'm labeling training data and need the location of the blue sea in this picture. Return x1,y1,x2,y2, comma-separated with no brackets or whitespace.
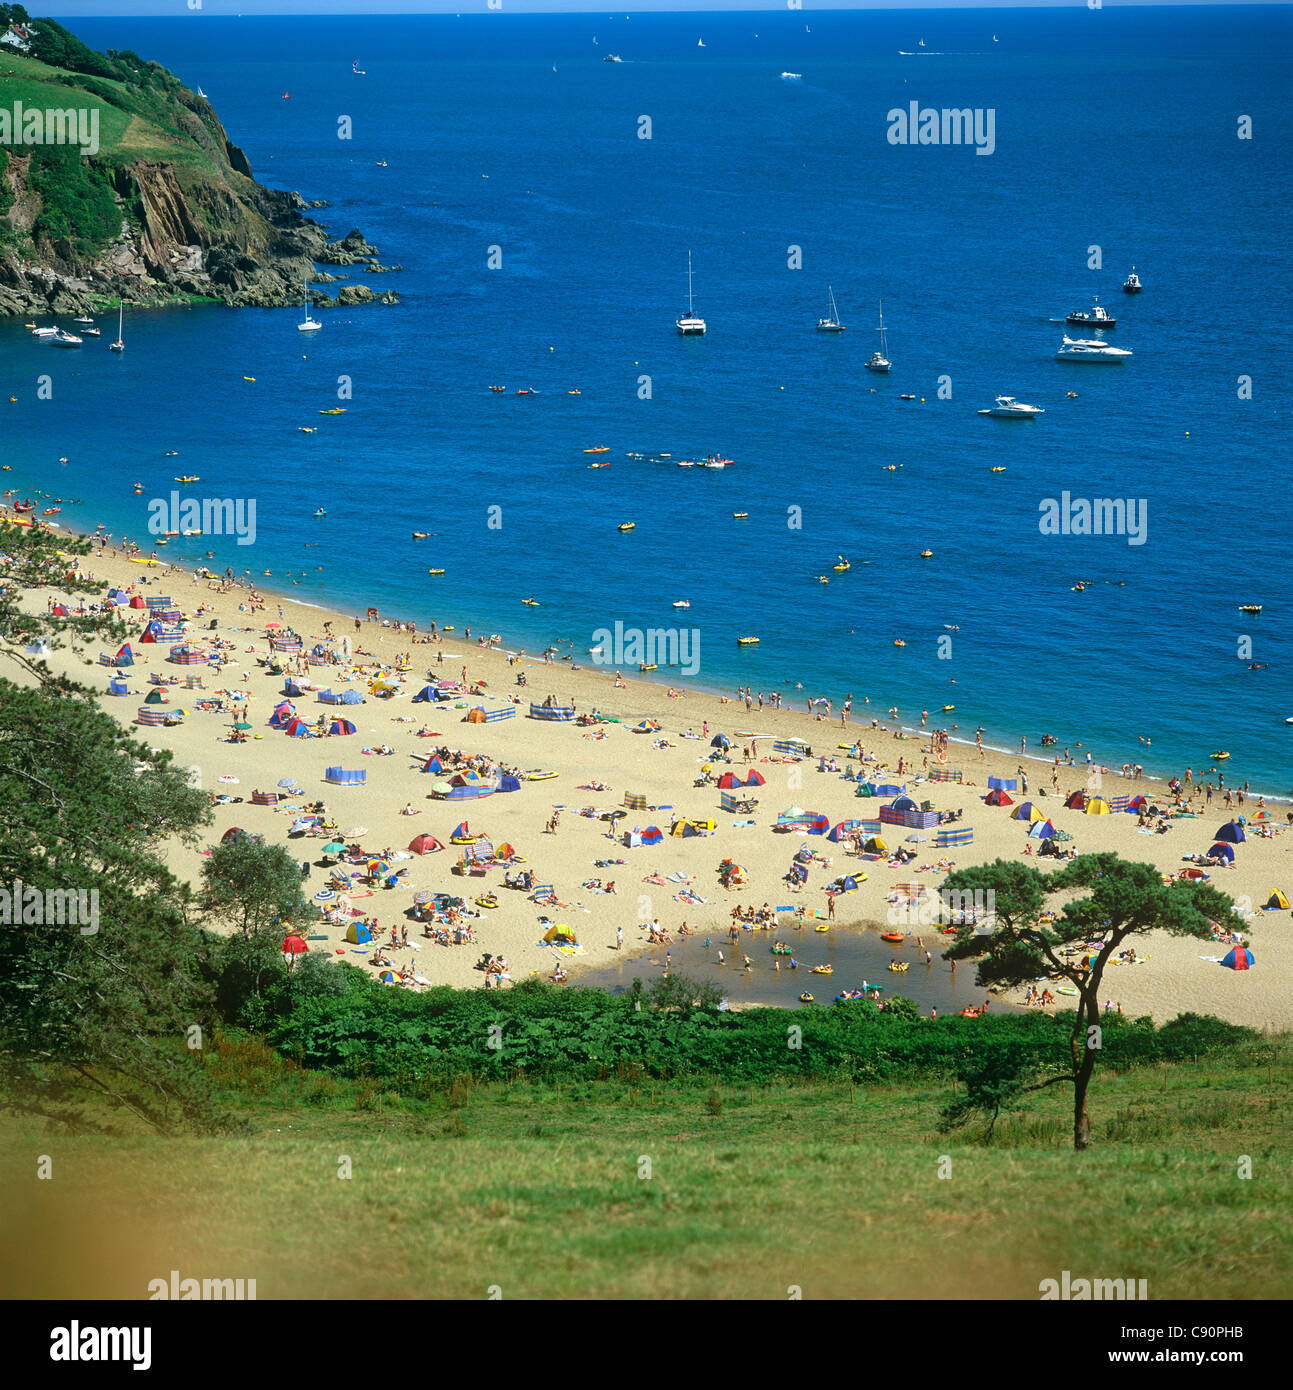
3,7,1291,794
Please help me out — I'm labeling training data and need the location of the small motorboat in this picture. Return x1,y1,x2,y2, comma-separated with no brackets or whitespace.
82,326,101,337
618,522,635,532
920,549,933,558
1239,604,1262,614
732,511,748,519
737,636,759,645
1123,266,1142,294
672,600,690,609
899,393,915,400
1065,298,1116,329
880,933,905,944
978,395,1045,418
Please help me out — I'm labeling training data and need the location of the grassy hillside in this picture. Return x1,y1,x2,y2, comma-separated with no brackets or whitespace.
2,1035,1288,1299
0,49,218,171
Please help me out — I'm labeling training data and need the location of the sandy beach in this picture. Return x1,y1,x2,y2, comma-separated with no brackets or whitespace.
14,530,1292,1031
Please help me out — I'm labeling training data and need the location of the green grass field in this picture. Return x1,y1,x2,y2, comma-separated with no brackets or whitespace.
0,51,213,167
3,1038,1288,1300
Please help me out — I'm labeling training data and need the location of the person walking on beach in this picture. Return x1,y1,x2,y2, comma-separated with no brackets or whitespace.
616,924,623,950
827,893,836,921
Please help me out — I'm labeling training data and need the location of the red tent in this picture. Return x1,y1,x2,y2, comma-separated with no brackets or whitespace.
129,594,147,610
281,933,309,956
140,626,157,643
744,771,766,786
985,788,1013,806
1065,791,1087,810
1222,946,1253,971
408,834,444,855
717,773,741,789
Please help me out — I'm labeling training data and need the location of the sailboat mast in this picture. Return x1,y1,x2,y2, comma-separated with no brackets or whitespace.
687,251,694,316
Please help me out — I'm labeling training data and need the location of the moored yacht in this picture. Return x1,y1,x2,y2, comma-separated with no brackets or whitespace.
298,282,321,332
978,395,1045,418
676,250,706,335
1055,336,1132,362
865,299,891,371
816,284,845,332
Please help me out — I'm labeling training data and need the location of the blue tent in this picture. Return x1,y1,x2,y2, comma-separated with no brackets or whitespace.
1215,821,1246,844
641,826,663,845
891,795,919,812
835,875,860,892
412,685,439,703
497,774,523,793
873,784,905,796
423,754,447,774
337,688,363,705
1221,946,1253,970
1028,819,1056,839
1207,841,1236,862
329,719,357,736
710,734,731,748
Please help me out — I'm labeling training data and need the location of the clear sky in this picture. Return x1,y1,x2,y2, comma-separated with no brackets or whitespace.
34,3,1279,18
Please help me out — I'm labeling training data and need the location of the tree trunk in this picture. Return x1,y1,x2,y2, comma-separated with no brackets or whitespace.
1073,993,1099,1151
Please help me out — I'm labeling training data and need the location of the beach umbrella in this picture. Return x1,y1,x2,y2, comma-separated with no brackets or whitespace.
313,889,336,902
413,890,437,905
322,841,346,854
1052,829,1074,841
344,825,368,838
905,833,928,843
217,775,239,784
368,859,391,875
278,778,301,789
233,722,252,731
430,780,453,794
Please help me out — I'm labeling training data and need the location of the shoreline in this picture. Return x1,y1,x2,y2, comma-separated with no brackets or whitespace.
36,514,1292,805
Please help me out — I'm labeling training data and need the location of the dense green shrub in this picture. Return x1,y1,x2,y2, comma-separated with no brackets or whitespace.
28,145,120,258
267,971,1253,1088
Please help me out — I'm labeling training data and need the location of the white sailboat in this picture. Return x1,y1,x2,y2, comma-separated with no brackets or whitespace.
865,300,891,372
676,251,706,336
298,283,321,333
110,300,125,352
816,285,845,333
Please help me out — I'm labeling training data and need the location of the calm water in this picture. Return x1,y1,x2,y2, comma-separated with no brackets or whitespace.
4,8,1291,792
